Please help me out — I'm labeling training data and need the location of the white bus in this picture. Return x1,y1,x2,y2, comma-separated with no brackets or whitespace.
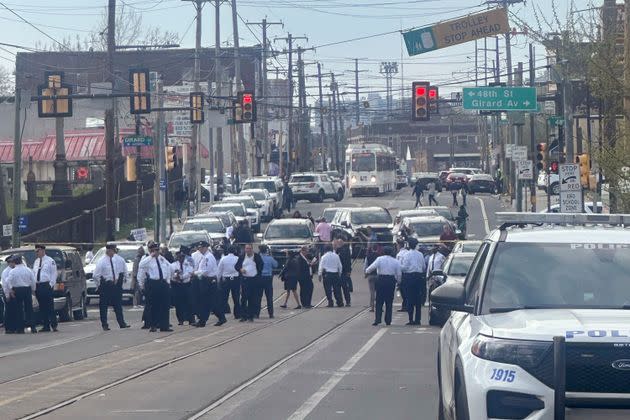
347,143,396,196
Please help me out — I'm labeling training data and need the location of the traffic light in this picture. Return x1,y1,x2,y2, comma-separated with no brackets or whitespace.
550,160,559,174
129,68,151,114
38,72,73,118
536,142,547,172
576,154,591,188
125,156,137,182
74,166,89,181
428,86,439,115
165,146,177,171
239,91,256,123
190,92,204,124
412,81,430,121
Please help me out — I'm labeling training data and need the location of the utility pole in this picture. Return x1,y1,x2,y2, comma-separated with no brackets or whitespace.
348,59,367,126
192,0,202,212
515,62,524,212
327,93,335,171
246,19,283,175
157,77,167,242
230,0,246,183
335,84,345,172
105,0,116,241
214,0,225,195
12,89,21,247
330,79,339,171
529,43,537,212
317,62,327,171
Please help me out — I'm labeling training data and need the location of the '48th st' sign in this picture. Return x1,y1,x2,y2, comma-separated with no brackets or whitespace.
462,87,538,111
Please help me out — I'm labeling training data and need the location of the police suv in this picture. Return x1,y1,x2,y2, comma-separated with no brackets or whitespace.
433,212,630,420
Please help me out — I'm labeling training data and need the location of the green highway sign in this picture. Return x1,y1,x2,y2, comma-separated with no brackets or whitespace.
123,135,153,147
463,87,538,111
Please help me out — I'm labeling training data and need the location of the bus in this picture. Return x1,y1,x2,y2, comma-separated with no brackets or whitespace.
346,143,396,196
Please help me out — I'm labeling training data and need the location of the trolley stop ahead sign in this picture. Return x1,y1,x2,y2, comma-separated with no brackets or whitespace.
463,87,538,111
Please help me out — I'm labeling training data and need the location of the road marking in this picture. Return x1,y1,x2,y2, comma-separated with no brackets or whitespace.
475,196,491,235
286,328,387,420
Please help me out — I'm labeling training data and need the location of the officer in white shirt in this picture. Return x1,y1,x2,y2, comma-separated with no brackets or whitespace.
170,246,195,326
318,245,343,307
138,242,173,332
93,244,130,331
190,241,211,324
401,238,426,325
396,239,410,312
2,255,17,334
217,246,240,323
32,244,58,332
7,255,37,333
427,246,446,279
235,244,264,322
365,246,402,326
194,243,219,327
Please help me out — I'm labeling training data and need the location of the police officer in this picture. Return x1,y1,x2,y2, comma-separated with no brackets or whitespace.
2,255,17,334
190,241,212,325
217,246,240,322
235,243,264,321
6,255,37,333
170,247,195,325
334,238,352,307
32,244,58,332
365,246,402,326
138,242,173,332
396,239,409,312
194,244,220,327
401,238,426,325
93,244,130,330
318,244,343,307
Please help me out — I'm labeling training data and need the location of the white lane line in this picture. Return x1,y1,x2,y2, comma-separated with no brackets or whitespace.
287,328,387,420
475,196,491,235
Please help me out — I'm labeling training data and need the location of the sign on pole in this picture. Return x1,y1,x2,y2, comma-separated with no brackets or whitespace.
505,144,514,159
559,163,583,213
131,228,147,242
511,146,527,161
2,224,12,237
403,8,509,56
516,160,533,180
463,87,538,111
18,216,28,232
123,136,153,147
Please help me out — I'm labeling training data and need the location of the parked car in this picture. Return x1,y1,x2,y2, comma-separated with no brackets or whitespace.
208,202,249,225
427,251,476,326
537,171,561,195
168,230,212,254
446,172,467,190
451,240,482,254
396,169,408,189
424,206,456,226
241,176,284,216
221,195,261,233
0,245,87,322
200,211,238,232
257,219,317,270
449,167,480,181
467,173,497,194
84,241,146,305
392,209,439,237
438,170,450,188
182,216,226,247
240,188,274,222
331,207,393,257
289,173,344,203
320,207,351,224
396,216,451,247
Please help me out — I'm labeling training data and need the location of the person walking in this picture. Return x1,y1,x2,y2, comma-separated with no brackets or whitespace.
396,239,409,312
296,246,317,308
315,217,332,252
427,246,447,279
217,246,241,322
450,185,459,207
258,245,278,318
2,255,17,334
280,251,301,309
174,187,186,222
93,244,130,331
32,244,58,332
365,246,402,326
334,238,352,307
6,255,37,334
138,242,173,332
401,239,426,325
460,182,468,207
282,180,294,213
427,181,439,206
235,244,264,321
318,244,343,307
132,246,146,307
364,245,381,312
412,180,424,208
194,243,221,327
170,247,195,326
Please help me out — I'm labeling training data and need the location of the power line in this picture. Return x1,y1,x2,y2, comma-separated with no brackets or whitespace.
0,1,68,50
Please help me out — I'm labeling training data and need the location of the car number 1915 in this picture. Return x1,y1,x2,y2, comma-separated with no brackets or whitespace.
490,368,516,383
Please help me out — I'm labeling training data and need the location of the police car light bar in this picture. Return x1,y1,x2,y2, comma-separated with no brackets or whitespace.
496,212,630,229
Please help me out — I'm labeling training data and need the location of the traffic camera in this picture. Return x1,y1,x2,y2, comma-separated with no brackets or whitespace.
428,86,439,115
165,146,177,171
190,92,205,124
412,81,430,121
536,143,547,172
576,154,591,188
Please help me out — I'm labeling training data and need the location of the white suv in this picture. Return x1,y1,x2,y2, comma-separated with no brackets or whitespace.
289,173,344,203
433,212,630,420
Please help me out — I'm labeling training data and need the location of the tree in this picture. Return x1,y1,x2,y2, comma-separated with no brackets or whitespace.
0,66,14,96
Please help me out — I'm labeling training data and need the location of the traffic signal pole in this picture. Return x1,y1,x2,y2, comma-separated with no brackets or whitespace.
529,43,537,212
135,115,143,228
105,0,116,241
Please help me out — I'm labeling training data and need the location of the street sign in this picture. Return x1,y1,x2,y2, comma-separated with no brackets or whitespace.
559,163,581,192
403,8,508,56
168,137,191,146
159,179,167,191
123,136,153,147
511,146,527,161
463,87,538,111
516,160,533,180
131,228,147,242
18,216,27,232
548,116,564,127
560,191,584,213
2,224,11,237
505,144,514,159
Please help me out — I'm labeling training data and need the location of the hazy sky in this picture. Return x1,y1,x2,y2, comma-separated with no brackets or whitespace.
0,0,599,101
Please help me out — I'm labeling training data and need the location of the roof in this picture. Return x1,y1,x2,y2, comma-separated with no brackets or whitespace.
348,207,388,212
489,227,630,244
405,216,447,223
0,245,78,253
268,218,311,225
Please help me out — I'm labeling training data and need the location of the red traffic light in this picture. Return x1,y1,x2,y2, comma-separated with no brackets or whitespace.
428,89,437,98
416,87,426,96
75,166,89,180
242,94,252,104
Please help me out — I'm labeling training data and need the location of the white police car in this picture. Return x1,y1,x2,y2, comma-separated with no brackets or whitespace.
433,212,630,420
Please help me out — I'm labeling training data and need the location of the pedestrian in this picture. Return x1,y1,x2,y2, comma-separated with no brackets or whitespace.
439,224,458,248
170,247,195,325
292,210,302,219
451,185,459,207
217,246,241,321
306,211,315,224
460,182,468,206
334,238,352,307
364,245,380,312
457,205,469,239
132,246,146,306
283,180,294,213
280,251,301,309
1,255,17,334
296,245,317,308
258,245,278,318
396,239,409,312
401,238,426,325
225,221,236,242
235,243,264,321
32,244,58,332
315,217,332,251
234,220,254,249
193,242,221,327
412,180,424,208
318,244,343,307
427,181,439,206
93,244,130,331
84,246,95,264
427,246,447,280
160,245,175,263
174,186,186,222
6,255,37,334
365,246,402,326
138,242,173,332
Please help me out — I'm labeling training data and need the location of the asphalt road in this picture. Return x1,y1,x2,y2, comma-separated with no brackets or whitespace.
0,187,508,420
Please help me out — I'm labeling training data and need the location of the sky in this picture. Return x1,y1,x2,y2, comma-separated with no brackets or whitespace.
0,0,601,104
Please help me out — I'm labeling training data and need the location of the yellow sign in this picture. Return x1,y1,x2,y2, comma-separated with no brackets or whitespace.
433,8,509,49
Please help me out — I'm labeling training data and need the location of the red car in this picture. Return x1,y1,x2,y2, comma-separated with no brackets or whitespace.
445,172,467,190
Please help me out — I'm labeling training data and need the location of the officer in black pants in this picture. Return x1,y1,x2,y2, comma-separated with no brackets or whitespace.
5,255,37,333
194,245,220,327
365,246,402,326
317,245,343,307
217,246,241,320
93,244,130,330
32,244,58,332
2,255,18,333
138,242,173,332
400,239,426,325
334,239,352,307
235,244,264,321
